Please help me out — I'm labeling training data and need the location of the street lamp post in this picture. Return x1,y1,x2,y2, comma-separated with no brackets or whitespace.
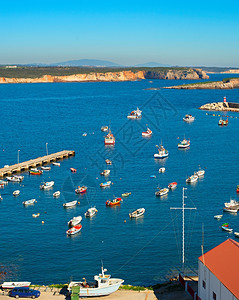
46,143,48,156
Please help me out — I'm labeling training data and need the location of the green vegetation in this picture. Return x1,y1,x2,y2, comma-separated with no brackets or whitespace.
180,81,219,86
119,284,146,291
200,67,239,73
0,66,191,79
223,77,239,83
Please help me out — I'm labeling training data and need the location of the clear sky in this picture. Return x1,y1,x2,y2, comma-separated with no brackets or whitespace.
0,0,239,66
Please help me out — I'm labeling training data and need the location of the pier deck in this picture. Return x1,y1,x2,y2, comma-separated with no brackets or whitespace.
0,150,75,178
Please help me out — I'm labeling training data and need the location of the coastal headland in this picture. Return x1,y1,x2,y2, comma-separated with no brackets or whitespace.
199,101,239,112
0,67,208,84
163,78,239,90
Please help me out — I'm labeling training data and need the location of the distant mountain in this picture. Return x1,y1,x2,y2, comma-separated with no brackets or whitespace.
52,59,122,67
134,62,171,67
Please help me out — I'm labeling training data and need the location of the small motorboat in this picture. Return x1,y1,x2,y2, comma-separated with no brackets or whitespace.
222,225,233,232
13,190,20,196
234,232,239,238
53,191,61,197
214,215,223,220
106,198,122,206
159,167,165,173
85,207,98,217
150,175,156,178
127,107,142,119
82,132,87,136
1,282,31,289
101,170,110,176
66,224,82,236
223,207,238,213
178,138,190,149
122,192,131,197
68,216,82,227
101,126,108,132
218,118,228,126
183,114,195,122
197,169,205,177
129,208,145,218
224,199,239,208
52,162,61,166
32,213,40,218
186,174,198,183
63,200,77,208
40,181,54,190
6,175,24,182
29,169,43,175
154,144,169,159
0,195,3,200
105,159,112,165
104,128,115,145
23,199,36,206
168,182,177,190
155,188,169,197
0,180,8,185
75,186,87,194
70,168,77,173
142,128,152,137
100,181,111,188
237,185,239,193
41,166,51,171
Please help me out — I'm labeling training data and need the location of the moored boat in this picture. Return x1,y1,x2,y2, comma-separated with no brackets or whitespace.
234,232,239,238
68,265,124,297
224,199,239,208
237,185,239,193
70,168,77,173
23,199,36,206
52,162,61,166
13,190,20,196
142,128,152,137
29,169,43,175
178,138,190,149
0,180,8,185
104,128,115,145
129,208,145,218
63,200,77,208
100,181,111,188
214,214,223,220
85,207,98,217
186,174,198,183
40,181,54,190
196,169,205,177
75,186,87,194
68,216,82,227
101,126,108,132
122,192,131,197
53,191,61,197
101,170,110,176
218,118,228,126
66,224,82,236
32,213,40,218
159,167,165,173
168,182,177,190
154,144,169,159
127,107,142,119
106,198,122,206
105,159,112,165
6,175,24,182
41,166,51,171
223,207,238,213
183,114,195,122
222,225,233,232
155,188,169,197
1,282,31,289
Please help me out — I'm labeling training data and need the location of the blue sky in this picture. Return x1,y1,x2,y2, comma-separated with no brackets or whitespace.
0,0,239,66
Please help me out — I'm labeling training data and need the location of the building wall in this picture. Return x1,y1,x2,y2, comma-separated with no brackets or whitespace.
198,261,237,300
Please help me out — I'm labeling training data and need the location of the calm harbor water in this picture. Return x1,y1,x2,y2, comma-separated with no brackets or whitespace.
0,74,239,286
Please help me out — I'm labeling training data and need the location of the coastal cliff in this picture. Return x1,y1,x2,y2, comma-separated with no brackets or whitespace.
164,78,239,89
0,68,208,84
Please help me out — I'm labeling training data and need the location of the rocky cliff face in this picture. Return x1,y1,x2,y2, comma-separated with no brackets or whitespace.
0,68,208,84
165,78,239,89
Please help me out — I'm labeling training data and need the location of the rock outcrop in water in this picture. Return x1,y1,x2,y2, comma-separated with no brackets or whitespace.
199,101,239,112
164,78,239,89
0,68,208,84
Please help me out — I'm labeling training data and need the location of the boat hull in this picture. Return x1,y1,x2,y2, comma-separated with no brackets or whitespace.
154,154,168,159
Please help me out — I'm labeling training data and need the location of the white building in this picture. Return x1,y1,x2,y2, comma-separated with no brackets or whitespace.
198,238,239,300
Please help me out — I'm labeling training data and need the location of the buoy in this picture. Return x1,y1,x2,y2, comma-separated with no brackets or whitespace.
96,177,98,179
42,221,45,224
78,201,80,205
112,182,114,185
124,220,126,223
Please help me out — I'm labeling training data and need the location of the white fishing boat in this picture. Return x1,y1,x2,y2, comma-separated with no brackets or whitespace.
155,188,169,197
1,282,31,289
6,175,24,182
101,126,108,132
183,114,195,122
127,107,142,119
66,224,82,236
40,181,54,190
221,225,233,232
104,128,115,145
214,215,223,220
13,190,20,196
129,208,145,218
63,200,77,208
53,191,61,197
224,199,239,208
159,167,165,173
23,199,36,206
68,216,82,227
100,181,111,188
186,174,198,183
142,128,152,137
52,162,61,166
101,170,110,176
41,166,51,171
178,138,190,148
68,265,124,297
85,207,98,217
154,144,169,159
234,232,239,238
223,207,238,213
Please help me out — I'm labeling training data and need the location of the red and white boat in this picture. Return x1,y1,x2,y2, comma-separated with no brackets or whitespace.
75,186,87,194
168,182,177,190
106,197,122,206
104,129,115,145
66,224,82,235
1,282,31,289
70,168,77,173
142,128,152,137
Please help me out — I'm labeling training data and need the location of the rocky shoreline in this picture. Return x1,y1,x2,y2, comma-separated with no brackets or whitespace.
0,68,208,84
164,78,239,89
199,101,239,112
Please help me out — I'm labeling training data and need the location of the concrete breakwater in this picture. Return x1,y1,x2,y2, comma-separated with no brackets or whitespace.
199,102,239,112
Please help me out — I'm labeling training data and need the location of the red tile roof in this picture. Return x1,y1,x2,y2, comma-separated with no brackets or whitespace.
199,239,239,298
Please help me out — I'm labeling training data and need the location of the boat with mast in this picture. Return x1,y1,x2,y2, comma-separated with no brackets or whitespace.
127,107,142,119
104,128,115,145
154,144,169,159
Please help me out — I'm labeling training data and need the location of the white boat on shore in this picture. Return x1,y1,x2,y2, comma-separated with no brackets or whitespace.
1,282,31,289
23,199,36,206
129,208,145,218
85,207,98,217
13,190,20,196
53,191,60,197
68,216,82,227
63,200,77,208
40,181,54,190
68,265,124,297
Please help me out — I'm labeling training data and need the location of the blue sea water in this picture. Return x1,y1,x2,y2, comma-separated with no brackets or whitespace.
0,74,239,286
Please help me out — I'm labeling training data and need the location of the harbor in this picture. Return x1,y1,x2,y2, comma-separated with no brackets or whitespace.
0,150,75,178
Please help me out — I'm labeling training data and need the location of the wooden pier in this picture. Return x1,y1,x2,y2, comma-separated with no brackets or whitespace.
0,150,75,178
